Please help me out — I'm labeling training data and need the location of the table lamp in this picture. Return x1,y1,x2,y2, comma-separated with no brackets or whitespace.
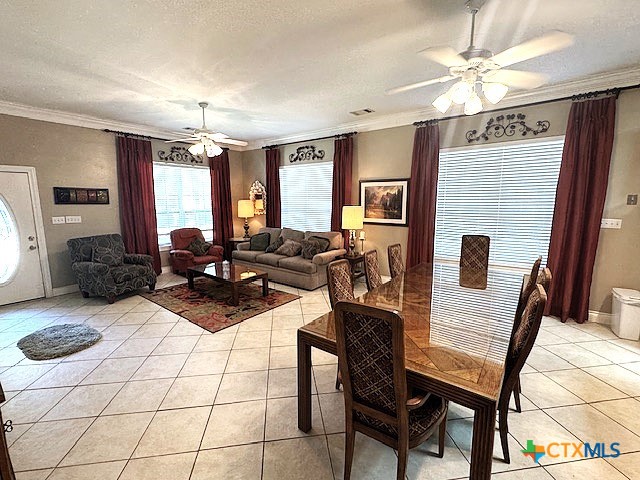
238,200,255,239
341,205,364,257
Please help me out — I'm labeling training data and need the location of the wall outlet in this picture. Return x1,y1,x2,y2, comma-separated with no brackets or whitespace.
601,218,622,229
65,215,82,224
52,216,66,224
627,194,638,205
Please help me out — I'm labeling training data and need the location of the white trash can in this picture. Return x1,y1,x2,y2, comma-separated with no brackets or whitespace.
611,288,640,340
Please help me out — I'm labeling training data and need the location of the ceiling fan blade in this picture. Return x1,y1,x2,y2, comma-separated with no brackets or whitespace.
386,75,456,95
490,30,574,67
216,138,249,147
418,46,467,67
164,138,198,143
210,133,230,140
483,69,549,89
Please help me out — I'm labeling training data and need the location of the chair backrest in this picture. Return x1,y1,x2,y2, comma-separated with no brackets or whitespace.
334,301,407,427
537,267,552,294
364,249,383,291
459,235,490,289
387,244,405,279
170,228,204,250
67,234,125,263
503,284,547,399
513,256,542,325
327,260,355,309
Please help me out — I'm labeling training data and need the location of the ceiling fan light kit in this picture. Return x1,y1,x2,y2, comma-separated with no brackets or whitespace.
166,101,248,157
389,0,574,116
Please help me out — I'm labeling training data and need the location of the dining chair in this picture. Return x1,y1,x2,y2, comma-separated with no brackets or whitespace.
387,243,405,279
499,284,547,463
363,249,383,291
511,256,542,413
537,267,552,293
327,259,355,390
334,301,448,480
459,235,490,289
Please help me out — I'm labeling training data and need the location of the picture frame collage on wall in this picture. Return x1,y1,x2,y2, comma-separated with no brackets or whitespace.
53,187,110,205
359,179,409,226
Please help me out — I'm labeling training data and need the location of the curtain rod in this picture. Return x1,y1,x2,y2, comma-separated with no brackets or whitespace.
103,129,168,141
262,131,357,149
413,83,640,126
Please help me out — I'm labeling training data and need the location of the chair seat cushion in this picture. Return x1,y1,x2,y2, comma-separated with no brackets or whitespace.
232,250,262,263
110,264,150,284
355,395,446,440
192,255,219,265
278,255,317,274
255,253,286,267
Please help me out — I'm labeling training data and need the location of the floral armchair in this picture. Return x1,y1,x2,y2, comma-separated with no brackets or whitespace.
67,233,156,304
169,228,224,275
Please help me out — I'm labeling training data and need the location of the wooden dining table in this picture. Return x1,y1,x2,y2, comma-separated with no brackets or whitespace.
297,262,522,480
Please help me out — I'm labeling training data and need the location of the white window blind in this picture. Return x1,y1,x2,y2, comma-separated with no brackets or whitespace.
280,162,334,232
434,137,564,270
153,163,213,246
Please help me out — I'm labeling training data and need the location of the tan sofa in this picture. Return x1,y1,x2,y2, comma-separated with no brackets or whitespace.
231,227,346,290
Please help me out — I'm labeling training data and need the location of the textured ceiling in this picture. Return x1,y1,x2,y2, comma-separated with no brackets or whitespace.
0,0,639,143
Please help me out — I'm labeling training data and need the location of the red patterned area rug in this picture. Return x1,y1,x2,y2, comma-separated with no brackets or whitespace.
141,279,300,334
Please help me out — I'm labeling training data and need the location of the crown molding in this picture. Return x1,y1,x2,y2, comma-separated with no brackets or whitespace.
244,65,640,150
1,65,638,153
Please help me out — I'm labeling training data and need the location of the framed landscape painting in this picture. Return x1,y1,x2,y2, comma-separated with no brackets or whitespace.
359,179,409,226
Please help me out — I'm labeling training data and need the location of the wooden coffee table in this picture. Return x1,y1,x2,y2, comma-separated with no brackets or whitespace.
186,262,269,306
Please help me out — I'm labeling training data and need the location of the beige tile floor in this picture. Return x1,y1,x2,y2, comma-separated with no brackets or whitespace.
1,273,639,479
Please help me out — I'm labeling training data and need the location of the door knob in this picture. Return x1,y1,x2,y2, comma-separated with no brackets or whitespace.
28,235,35,241
29,245,37,250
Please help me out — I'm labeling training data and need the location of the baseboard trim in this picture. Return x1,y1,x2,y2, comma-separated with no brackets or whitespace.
588,310,612,325
51,285,79,297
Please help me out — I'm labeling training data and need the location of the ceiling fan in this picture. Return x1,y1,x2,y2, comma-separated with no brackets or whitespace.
386,0,574,115
165,102,248,157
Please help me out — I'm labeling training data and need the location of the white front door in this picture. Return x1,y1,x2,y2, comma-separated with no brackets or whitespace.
0,170,45,304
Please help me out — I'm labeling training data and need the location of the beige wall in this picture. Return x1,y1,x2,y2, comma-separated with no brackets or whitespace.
241,148,268,235
239,93,640,315
0,114,120,289
591,89,640,313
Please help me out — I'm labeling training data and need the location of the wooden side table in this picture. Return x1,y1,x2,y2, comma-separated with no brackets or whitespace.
340,253,365,282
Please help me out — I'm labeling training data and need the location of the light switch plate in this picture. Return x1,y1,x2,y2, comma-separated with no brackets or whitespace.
65,215,82,224
52,216,66,224
601,218,622,229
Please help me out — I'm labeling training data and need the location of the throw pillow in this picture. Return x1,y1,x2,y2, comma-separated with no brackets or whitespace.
308,236,331,252
249,232,271,251
186,237,212,256
301,238,328,260
274,239,302,257
265,236,284,253
92,246,124,267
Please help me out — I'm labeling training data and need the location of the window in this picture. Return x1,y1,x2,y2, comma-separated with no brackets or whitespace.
280,162,333,231
153,163,213,246
434,137,564,270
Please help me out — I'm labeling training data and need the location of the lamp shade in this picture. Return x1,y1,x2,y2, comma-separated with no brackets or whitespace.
238,200,255,218
341,206,364,230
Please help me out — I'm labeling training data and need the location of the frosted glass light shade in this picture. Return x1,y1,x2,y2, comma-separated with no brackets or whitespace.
188,143,205,155
238,200,255,218
464,92,483,115
205,143,223,157
432,92,452,114
341,205,364,230
449,81,473,104
482,82,508,104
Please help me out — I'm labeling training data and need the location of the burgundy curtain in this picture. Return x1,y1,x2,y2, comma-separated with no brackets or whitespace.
545,96,617,323
406,123,440,268
331,135,354,247
266,147,281,228
116,136,161,274
210,149,233,255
